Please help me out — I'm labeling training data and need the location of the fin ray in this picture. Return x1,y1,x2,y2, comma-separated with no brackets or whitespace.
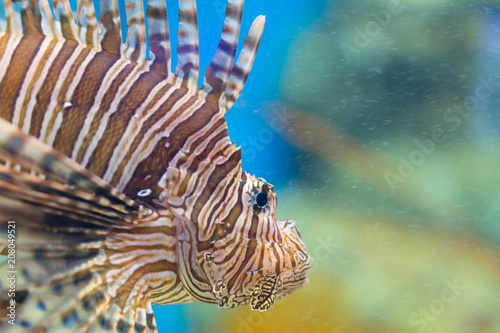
123,0,148,65
0,251,157,332
222,15,265,113
0,118,143,213
99,0,122,55
146,0,171,79
51,0,79,40
175,0,199,92
0,164,137,229
200,0,244,108
76,0,99,47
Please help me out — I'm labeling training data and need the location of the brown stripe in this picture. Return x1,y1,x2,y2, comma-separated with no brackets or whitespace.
106,82,182,187
118,225,176,237
52,51,120,156
41,46,93,140
85,71,161,177
30,40,79,138
227,238,258,291
73,64,137,166
17,38,60,130
0,35,44,122
121,97,216,201
190,146,241,224
166,101,217,162
120,136,172,205
175,119,227,199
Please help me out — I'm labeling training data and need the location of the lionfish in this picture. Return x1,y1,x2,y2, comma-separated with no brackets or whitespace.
0,0,311,331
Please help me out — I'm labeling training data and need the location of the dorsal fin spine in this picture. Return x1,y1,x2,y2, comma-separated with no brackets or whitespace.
200,0,244,108
221,15,265,113
51,0,79,41
76,0,100,48
175,0,199,93
146,0,171,80
38,0,57,36
4,0,22,33
99,0,123,54
123,0,148,66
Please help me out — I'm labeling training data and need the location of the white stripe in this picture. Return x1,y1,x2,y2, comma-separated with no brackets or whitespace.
106,232,176,250
45,110,63,146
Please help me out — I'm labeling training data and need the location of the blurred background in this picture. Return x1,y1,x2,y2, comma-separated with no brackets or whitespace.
96,0,500,331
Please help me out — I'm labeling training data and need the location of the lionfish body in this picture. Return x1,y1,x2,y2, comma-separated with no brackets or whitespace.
0,0,310,331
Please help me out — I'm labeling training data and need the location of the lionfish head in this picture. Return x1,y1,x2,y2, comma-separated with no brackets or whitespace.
174,171,311,311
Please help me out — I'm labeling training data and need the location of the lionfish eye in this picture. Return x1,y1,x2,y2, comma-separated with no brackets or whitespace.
255,192,268,208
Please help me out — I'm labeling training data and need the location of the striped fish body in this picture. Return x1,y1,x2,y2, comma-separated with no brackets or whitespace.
0,0,311,331
0,34,221,200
